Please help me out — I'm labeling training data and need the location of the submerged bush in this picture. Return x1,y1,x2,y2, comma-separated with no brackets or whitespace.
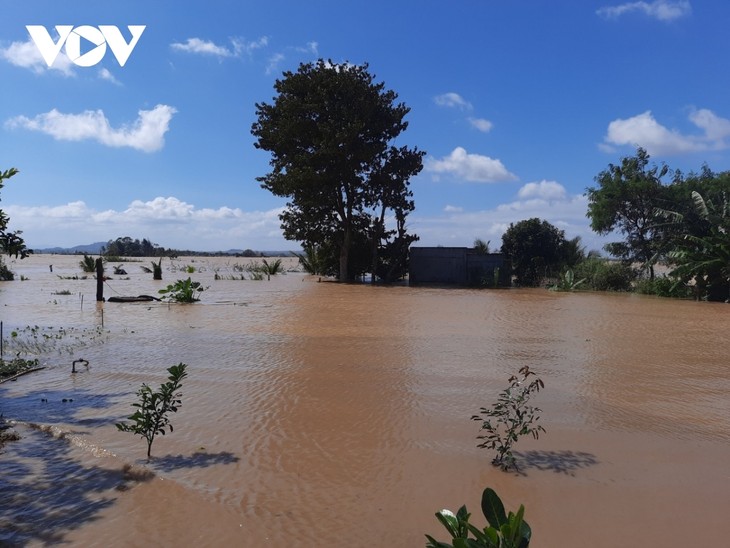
158,278,206,302
0,257,13,281
79,254,98,273
573,258,635,291
0,357,40,380
634,276,692,298
548,269,585,292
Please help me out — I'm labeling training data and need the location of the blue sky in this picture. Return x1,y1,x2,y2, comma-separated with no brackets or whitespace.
1,0,729,252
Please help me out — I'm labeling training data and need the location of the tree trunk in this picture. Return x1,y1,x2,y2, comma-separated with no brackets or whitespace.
95,258,104,301
339,227,351,282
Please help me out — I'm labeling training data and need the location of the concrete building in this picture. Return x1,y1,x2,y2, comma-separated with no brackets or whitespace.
408,247,510,286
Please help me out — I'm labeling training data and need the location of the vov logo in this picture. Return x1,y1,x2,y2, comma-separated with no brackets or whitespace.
26,25,146,68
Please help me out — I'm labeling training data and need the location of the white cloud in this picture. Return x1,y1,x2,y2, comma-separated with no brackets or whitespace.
425,147,517,183
688,109,730,142
98,68,121,85
597,1,692,22
171,36,269,59
517,180,568,201
233,36,270,56
0,38,74,75
468,117,493,133
443,205,463,213
5,104,177,153
295,41,319,56
434,92,473,111
411,183,605,251
171,38,233,57
7,199,289,251
601,109,730,155
266,53,285,75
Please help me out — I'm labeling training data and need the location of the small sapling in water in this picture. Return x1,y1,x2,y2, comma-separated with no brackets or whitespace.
471,366,545,471
116,363,188,459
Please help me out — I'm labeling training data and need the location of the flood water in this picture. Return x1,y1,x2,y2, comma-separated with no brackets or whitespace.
1,254,728,547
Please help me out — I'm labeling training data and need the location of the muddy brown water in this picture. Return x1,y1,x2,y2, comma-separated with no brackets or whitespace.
1,255,728,547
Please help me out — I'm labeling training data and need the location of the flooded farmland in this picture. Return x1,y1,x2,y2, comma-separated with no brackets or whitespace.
1,254,728,547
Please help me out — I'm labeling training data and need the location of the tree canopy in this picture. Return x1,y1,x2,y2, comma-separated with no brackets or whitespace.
588,149,730,300
500,218,574,286
659,169,730,301
586,147,670,279
0,167,30,261
251,59,424,282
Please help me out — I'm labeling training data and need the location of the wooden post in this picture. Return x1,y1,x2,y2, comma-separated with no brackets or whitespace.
96,258,104,301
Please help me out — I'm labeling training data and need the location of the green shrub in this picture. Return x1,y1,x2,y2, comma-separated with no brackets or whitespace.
426,487,531,548
634,276,691,298
573,258,635,291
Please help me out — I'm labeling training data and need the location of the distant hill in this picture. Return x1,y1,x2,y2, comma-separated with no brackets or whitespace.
35,242,107,254
33,242,297,257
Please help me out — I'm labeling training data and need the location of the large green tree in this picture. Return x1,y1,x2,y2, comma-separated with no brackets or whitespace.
500,218,570,286
586,148,670,279
659,168,730,301
251,60,424,282
0,167,31,263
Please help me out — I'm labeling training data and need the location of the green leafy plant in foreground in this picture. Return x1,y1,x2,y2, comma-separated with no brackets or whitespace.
471,366,545,471
116,363,188,459
158,277,206,302
426,487,531,548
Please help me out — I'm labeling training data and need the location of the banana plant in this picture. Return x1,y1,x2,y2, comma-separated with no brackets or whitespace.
549,269,586,292
158,277,206,302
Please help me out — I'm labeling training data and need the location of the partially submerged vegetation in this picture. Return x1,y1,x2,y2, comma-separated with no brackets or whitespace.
2,325,107,357
158,278,207,302
213,259,287,281
0,356,41,382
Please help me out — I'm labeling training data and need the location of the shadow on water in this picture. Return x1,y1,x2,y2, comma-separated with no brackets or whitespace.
513,449,599,476
149,450,240,473
0,385,126,428
0,383,239,546
0,423,154,546
0,383,137,545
